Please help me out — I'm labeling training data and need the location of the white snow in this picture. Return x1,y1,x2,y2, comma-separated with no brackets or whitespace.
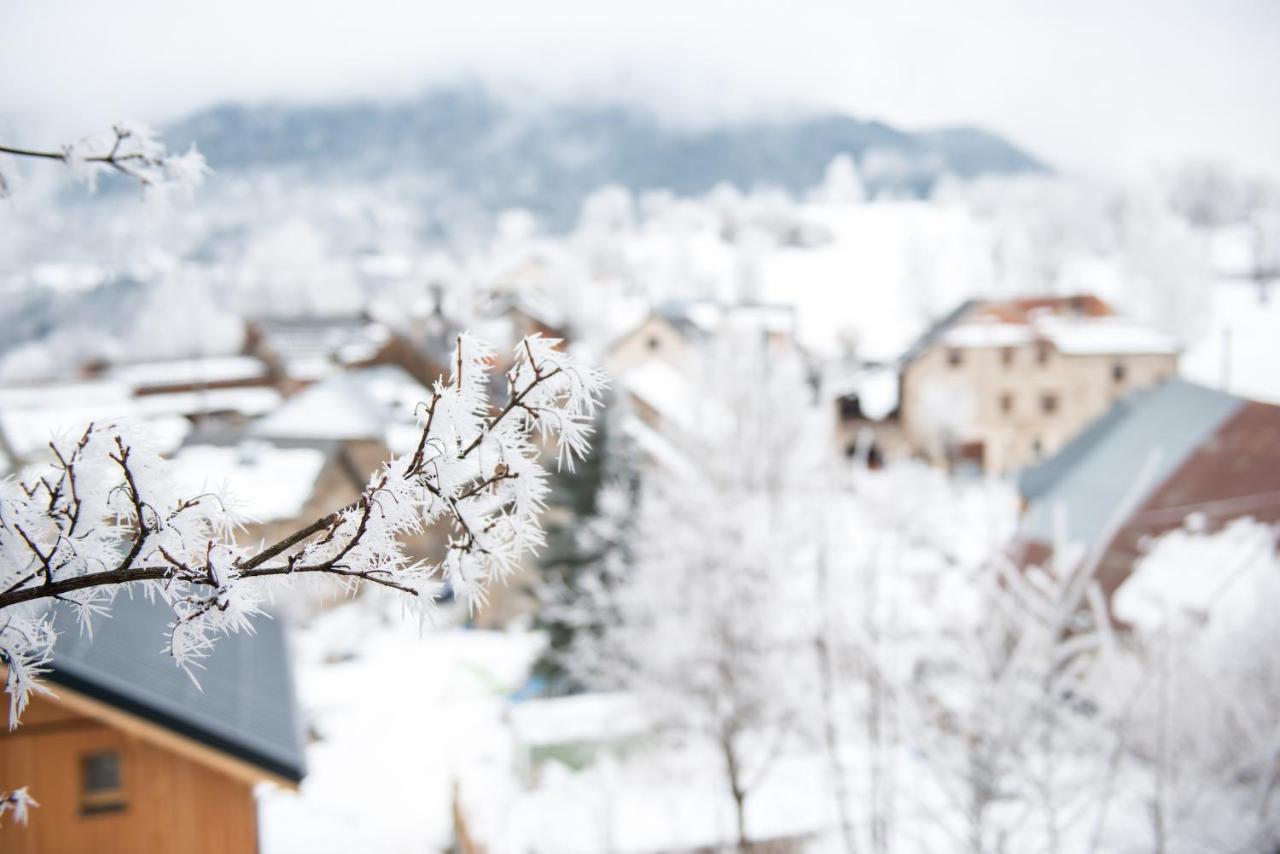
251,366,431,443
0,382,191,461
172,442,328,523
1034,314,1179,355
755,202,996,361
508,692,649,751
108,355,269,389
251,379,389,442
134,387,283,418
258,605,544,854
1181,279,1280,404
942,322,1036,349
618,360,696,433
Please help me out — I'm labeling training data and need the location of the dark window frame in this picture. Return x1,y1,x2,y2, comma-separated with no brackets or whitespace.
80,750,127,816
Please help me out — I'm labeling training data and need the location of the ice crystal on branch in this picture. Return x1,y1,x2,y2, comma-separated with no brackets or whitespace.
0,121,209,201
0,333,604,734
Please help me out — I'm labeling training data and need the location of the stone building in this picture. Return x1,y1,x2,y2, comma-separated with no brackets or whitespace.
897,295,1179,474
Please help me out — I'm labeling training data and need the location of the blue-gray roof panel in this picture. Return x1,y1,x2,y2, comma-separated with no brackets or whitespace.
1018,379,1243,550
48,593,305,782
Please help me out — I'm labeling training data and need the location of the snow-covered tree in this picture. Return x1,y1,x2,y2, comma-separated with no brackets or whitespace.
0,334,605,818
1112,518,1280,853
565,340,826,850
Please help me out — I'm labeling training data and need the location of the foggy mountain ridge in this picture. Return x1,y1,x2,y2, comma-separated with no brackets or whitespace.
163,85,1048,225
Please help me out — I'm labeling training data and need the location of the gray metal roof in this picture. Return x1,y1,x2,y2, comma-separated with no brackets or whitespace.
1017,379,1243,550
47,593,306,783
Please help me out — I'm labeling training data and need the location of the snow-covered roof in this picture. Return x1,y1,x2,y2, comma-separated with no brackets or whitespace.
251,380,387,442
256,316,392,380
0,381,132,410
509,692,649,748
618,360,695,432
0,382,190,460
1034,315,1179,356
828,365,900,421
173,441,329,523
940,322,1036,349
939,312,1178,356
250,366,430,443
619,414,696,475
107,355,269,389
134,387,283,418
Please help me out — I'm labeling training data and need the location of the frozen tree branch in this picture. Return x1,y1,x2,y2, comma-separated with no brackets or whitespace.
0,333,605,744
0,787,37,825
0,122,209,200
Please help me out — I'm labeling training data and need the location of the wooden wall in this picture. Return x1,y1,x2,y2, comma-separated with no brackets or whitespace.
0,693,259,854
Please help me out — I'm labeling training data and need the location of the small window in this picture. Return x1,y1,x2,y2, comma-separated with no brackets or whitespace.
81,750,126,815
947,348,963,367
1112,361,1126,383
1040,392,1059,415
1001,347,1015,367
999,392,1014,414
646,335,661,352
1036,342,1052,365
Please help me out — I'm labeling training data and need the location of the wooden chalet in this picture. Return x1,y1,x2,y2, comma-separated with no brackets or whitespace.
0,595,305,853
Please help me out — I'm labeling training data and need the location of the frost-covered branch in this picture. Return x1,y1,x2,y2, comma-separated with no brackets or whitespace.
0,787,37,825
0,334,604,736
0,122,208,200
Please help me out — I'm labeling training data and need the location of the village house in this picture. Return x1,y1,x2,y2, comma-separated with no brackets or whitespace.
607,299,797,443
0,595,304,854
884,295,1178,474
1014,378,1280,607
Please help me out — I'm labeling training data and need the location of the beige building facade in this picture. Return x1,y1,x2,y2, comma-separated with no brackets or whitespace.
899,296,1179,474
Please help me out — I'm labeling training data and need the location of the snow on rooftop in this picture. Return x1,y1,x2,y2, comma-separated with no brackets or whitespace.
0,382,190,460
251,378,388,441
0,381,132,410
619,414,696,475
250,366,430,443
172,442,327,523
133,387,283,418
941,322,1036,349
1034,315,1179,356
940,313,1178,356
830,365,900,421
618,360,695,431
108,355,269,389
509,692,649,749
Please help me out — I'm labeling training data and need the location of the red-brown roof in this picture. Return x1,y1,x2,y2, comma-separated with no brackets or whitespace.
1092,399,1280,599
974,294,1114,324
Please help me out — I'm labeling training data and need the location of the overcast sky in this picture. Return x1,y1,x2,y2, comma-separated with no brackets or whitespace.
3,0,1278,179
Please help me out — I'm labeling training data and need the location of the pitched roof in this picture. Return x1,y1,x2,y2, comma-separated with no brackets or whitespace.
906,294,1177,360
172,441,329,523
46,594,306,783
1016,378,1280,599
253,316,392,382
1017,379,1242,550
